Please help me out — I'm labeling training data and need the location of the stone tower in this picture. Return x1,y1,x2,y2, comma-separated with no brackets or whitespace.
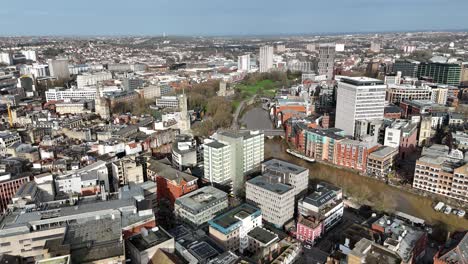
178,93,190,133
95,83,110,119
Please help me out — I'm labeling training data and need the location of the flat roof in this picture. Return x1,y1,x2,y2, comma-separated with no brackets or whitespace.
262,159,307,174
369,146,398,159
205,140,228,149
247,176,294,195
247,227,278,245
303,183,341,207
340,76,384,86
209,204,260,235
175,186,227,215
127,227,173,252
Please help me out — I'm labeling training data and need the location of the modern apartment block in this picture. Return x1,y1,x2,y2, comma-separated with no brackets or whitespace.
76,71,112,88
298,182,344,233
259,46,273,73
203,140,231,184
208,203,262,253
384,119,418,159
318,43,335,80
335,77,386,136
47,58,70,80
393,59,420,78
174,186,228,226
246,176,294,227
304,128,345,162
417,62,461,86
413,145,467,202
238,54,251,72
203,130,264,194
261,159,309,196
334,139,378,172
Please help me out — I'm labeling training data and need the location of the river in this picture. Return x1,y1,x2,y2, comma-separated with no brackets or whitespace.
242,107,468,231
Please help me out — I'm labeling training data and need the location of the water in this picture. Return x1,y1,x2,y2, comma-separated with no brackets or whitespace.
263,129,467,233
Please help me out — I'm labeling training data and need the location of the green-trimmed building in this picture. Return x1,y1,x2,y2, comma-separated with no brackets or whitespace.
417,62,461,86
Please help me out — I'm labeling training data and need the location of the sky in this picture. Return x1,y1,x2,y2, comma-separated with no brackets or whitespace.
1,0,467,36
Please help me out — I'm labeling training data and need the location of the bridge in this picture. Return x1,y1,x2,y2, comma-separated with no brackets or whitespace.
238,129,284,137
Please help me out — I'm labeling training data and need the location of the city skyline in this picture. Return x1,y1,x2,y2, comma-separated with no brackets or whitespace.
1,0,468,36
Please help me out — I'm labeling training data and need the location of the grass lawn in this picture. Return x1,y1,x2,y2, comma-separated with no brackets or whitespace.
236,79,277,98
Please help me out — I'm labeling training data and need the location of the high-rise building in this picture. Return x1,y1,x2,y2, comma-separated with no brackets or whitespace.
203,131,264,194
0,52,12,65
417,62,461,86
237,54,251,72
318,44,335,80
20,50,37,61
259,46,273,73
335,77,386,136
48,58,70,80
261,159,309,196
431,86,449,105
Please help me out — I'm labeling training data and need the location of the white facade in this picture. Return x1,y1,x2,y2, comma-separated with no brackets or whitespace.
20,50,37,61
246,177,295,227
45,88,97,102
48,58,70,80
259,46,273,73
384,127,402,149
335,77,386,136
0,52,12,65
77,72,112,88
203,140,231,183
335,43,345,52
238,54,251,72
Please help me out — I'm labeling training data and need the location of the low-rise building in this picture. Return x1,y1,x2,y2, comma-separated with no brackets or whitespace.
126,227,175,264
366,146,398,177
208,203,262,253
174,186,228,226
298,182,344,233
413,144,467,202
247,227,279,259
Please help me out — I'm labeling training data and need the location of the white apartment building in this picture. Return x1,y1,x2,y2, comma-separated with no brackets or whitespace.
246,176,295,227
20,50,37,61
335,77,387,136
203,131,264,194
259,46,273,73
0,52,12,65
203,140,231,184
77,71,112,88
318,43,336,80
238,54,251,72
431,87,448,105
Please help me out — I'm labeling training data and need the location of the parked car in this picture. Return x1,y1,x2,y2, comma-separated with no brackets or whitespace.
444,206,452,214
434,202,445,211
458,210,466,218
452,209,459,215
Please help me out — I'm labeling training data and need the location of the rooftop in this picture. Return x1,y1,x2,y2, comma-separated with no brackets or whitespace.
175,186,227,215
340,76,385,86
247,227,278,245
209,204,261,235
247,176,294,195
262,159,307,175
369,146,398,159
350,238,402,264
147,159,197,184
302,182,341,208
127,227,173,252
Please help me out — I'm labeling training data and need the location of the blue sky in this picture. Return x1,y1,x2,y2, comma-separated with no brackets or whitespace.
1,0,467,36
